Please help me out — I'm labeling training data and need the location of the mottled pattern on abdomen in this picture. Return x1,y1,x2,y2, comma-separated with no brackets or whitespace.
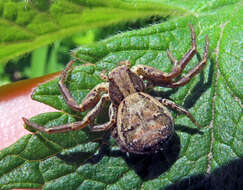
117,92,174,154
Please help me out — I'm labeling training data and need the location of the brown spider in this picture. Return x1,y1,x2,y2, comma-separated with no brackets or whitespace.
23,25,209,154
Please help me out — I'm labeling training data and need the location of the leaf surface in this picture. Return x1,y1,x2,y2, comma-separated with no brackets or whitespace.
0,0,242,189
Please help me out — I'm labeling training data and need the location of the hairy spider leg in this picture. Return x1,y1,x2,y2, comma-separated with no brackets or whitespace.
23,60,113,133
59,60,109,112
23,94,112,133
167,24,197,71
131,24,209,88
158,98,201,129
165,35,209,88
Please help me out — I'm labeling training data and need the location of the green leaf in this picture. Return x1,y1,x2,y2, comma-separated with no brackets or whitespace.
1,0,243,189
0,0,185,63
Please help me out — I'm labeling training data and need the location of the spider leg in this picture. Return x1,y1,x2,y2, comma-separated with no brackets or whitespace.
59,61,109,112
166,24,197,75
131,64,173,83
131,25,207,86
131,25,197,83
23,117,88,133
159,98,201,129
23,94,111,133
167,50,178,65
90,104,118,132
165,35,209,88
175,24,197,70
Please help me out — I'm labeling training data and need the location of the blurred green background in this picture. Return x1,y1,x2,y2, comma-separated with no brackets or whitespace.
0,12,163,86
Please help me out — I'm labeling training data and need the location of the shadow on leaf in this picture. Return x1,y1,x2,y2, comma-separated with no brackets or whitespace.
175,124,203,135
183,54,214,109
163,157,243,190
56,123,204,181
83,132,181,180
122,133,181,180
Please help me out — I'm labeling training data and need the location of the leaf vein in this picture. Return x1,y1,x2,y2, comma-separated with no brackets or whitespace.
206,21,229,174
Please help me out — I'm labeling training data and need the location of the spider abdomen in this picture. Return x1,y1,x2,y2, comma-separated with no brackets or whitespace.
116,92,174,154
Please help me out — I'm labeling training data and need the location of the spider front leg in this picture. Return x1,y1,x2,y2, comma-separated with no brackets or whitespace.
167,24,197,71
131,24,209,88
166,35,209,87
59,60,109,112
23,94,111,133
23,60,111,133
159,98,201,129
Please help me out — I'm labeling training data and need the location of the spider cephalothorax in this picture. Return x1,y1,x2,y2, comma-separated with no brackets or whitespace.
23,25,209,154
